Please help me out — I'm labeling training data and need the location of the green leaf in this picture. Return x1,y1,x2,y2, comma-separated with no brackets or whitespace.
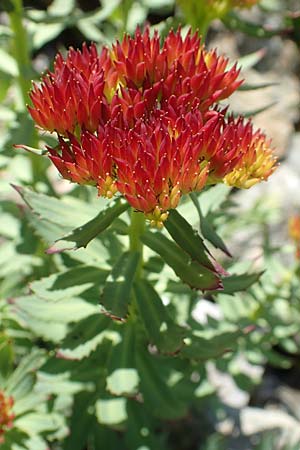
91,423,124,450
0,48,18,76
182,328,243,361
197,185,231,216
95,398,127,425
82,0,121,23
202,216,231,257
134,280,185,354
190,193,231,257
12,391,45,417
143,255,165,273
144,0,174,9
4,432,49,450
14,295,98,323
13,311,68,343
142,231,223,291
0,334,14,379
237,101,277,118
48,0,75,16
238,81,279,91
6,351,45,398
165,209,218,271
223,11,283,38
106,368,139,396
220,272,263,294
77,20,106,42
14,185,98,227
30,265,108,304
105,320,139,396
32,23,65,50
262,348,292,369
15,186,129,252
136,345,187,419
15,412,65,435
50,198,129,251
125,400,166,450
58,314,118,360
236,49,266,70
0,72,11,102
126,1,147,33
26,212,112,268
64,393,96,450
101,252,140,320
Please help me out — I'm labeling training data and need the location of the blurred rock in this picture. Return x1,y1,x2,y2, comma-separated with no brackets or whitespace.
229,132,300,264
240,407,300,444
277,385,300,421
286,132,300,176
229,69,300,158
209,29,300,158
207,362,250,409
192,299,223,324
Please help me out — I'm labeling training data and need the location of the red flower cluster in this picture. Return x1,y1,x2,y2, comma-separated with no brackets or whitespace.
0,391,14,443
28,28,277,226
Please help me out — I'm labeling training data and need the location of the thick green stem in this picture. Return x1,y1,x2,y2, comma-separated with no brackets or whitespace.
9,0,45,182
9,0,33,108
128,210,145,321
129,209,145,278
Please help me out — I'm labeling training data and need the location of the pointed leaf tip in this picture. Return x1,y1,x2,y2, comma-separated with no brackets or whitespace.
142,231,223,291
55,198,130,250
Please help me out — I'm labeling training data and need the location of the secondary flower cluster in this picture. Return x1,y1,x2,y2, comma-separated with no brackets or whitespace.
289,215,300,260
28,28,276,226
0,391,14,443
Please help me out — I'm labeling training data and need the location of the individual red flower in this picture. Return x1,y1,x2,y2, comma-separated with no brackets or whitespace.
47,128,117,198
0,391,14,444
223,120,277,189
28,43,111,135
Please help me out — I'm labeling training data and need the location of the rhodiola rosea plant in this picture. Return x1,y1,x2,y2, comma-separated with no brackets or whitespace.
9,26,278,448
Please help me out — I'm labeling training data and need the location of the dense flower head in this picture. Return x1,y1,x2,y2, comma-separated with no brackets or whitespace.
0,391,14,443
28,27,277,226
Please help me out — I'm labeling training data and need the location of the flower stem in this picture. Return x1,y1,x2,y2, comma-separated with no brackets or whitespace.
129,209,145,278
9,0,45,183
9,0,33,108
